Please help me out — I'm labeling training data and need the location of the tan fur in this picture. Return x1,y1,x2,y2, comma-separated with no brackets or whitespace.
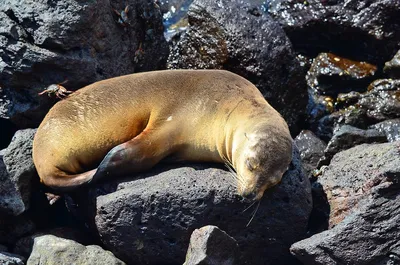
33,70,292,200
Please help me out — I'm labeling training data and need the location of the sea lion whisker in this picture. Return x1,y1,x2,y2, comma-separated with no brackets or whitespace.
246,199,261,227
242,200,256,213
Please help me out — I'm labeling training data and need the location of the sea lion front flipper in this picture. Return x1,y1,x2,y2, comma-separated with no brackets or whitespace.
92,133,169,182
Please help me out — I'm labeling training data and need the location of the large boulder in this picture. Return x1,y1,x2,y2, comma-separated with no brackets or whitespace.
3,129,38,213
168,0,307,134
291,142,400,265
312,142,400,228
0,0,168,127
74,147,312,265
269,0,400,64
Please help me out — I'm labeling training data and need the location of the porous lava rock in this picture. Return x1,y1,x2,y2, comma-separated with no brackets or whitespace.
27,234,125,265
291,142,400,264
269,0,400,64
294,130,326,176
74,147,312,265
183,225,238,265
3,129,37,213
0,0,168,127
168,0,307,134
312,141,400,228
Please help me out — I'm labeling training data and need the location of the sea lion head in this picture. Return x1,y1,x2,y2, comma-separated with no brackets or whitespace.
232,121,292,201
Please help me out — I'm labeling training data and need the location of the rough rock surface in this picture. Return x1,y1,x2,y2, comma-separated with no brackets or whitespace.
384,49,400,78
0,0,168,127
168,0,307,134
294,130,326,176
306,53,377,97
3,129,37,212
314,78,400,140
14,227,94,259
291,144,400,265
0,251,25,265
317,125,387,167
75,147,311,265
0,214,35,245
370,119,400,142
269,0,400,64
183,225,238,265
0,152,24,216
27,234,125,265
313,141,400,228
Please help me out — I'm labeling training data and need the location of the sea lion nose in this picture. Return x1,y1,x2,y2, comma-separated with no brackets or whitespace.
242,190,257,201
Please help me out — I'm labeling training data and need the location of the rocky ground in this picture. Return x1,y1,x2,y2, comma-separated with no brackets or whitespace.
0,0,399,264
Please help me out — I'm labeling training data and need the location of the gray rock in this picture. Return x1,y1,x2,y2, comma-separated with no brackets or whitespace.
3,129,37,212
183,225,238,265
313,141,400,228
314,79,400,141
14,227,94,259
27,234,125,265
75,147,311,265
384,49,400,78
370,119,400,142
0,251,25,265
168,0,307,134
318,125,387,167
269,0,400,64
0,153,24,216
294,130,326,176
291,149,400,265
0,0,168,127
0,214,35,245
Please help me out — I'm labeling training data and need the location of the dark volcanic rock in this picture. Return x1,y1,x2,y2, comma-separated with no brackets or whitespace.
0,0,168,127
0,151,24,216
0,251,25,265
370,119,400,142
269,0,400,64
314,79,400,141
306,53,377,97
312,142,400,228
0,119,17,150
77,147,311,265
3,129,38,212
27,234,125,265
168,0,307,134
318,125,387,167
294,130,326,176
384,49,400,78
183,225,238,265
0,214,35,245
291,144,400,265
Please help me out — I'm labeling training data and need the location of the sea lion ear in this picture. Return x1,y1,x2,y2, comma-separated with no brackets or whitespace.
244,132,249,139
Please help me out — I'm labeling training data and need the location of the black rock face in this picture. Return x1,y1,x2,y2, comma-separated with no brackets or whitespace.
269,0,400,64
168,0,308,135
0,0,168,127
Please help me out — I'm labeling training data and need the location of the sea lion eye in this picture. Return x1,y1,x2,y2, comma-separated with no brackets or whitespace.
246,158,257,171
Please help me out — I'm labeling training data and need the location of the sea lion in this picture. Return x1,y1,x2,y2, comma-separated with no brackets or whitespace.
33,70,292,201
